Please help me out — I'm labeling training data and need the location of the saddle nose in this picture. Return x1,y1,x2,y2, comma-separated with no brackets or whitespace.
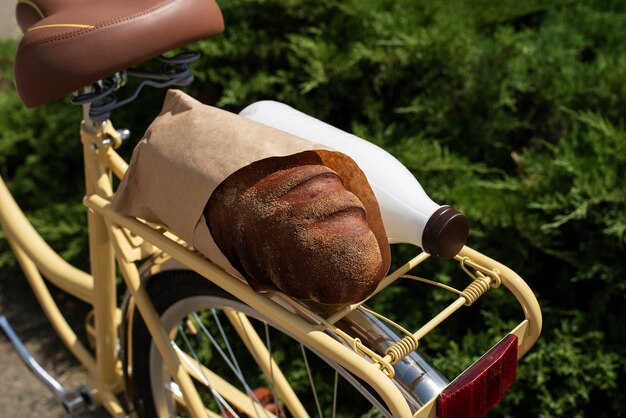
14,0,224,108
16,0,96,33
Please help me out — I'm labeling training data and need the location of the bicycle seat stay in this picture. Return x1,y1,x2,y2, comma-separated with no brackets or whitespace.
14,0,224,108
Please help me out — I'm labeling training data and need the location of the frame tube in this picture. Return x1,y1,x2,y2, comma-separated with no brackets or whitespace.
0,177,94,303
6,239,97,375
82,127,120,388
111,226,209,418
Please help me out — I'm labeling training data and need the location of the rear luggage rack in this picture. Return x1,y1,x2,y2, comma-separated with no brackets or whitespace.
84,193,542,417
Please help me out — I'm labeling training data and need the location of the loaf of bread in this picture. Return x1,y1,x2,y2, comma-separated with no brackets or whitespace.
206,154,387,305
111,90,390,304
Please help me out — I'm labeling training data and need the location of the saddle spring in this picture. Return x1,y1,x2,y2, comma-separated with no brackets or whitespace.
72,52,201,122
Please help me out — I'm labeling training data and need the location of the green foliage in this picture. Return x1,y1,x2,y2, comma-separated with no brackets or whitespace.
2,0,626,416
0,40,88,271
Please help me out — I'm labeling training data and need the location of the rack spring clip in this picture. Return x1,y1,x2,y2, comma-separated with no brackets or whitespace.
328,325,396,378
352,338,396,378
457,256,502,289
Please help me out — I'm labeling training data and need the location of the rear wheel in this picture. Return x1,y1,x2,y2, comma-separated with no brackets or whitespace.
123,270,391,418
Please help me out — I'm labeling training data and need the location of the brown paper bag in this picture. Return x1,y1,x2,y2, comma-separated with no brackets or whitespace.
111,90,390,296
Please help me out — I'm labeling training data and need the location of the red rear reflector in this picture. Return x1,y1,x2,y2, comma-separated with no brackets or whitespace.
438,334,518,418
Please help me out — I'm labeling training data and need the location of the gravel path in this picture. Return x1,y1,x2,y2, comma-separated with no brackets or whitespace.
1,0,20,39
0,274,110,418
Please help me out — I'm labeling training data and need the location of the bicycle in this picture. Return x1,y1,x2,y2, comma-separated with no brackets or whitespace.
0,0,542,417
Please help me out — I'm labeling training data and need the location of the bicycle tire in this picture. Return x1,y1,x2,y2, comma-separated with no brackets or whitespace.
123,269,392,418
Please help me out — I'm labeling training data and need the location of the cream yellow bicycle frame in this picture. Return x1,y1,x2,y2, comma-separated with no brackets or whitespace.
0,118,542,418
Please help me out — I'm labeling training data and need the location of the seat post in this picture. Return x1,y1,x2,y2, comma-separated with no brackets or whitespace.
80,116,121,389
82,103,97,132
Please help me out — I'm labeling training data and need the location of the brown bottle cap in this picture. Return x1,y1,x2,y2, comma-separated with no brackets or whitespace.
422,206,469,259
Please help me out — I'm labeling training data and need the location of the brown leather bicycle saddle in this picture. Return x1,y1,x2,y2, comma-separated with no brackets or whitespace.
14,0,224,108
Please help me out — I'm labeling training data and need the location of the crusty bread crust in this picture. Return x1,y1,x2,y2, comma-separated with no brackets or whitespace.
206,153,389,304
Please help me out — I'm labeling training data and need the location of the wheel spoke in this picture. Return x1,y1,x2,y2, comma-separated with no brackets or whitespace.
210,309,244,376
189,311,269,418
174,345,278,418
208,309,266,418
190,312,244,383
225,310,310,418
263,321,282,415
301,343,323,418
177,324,238,417
131,275,393,418
332,371,338,418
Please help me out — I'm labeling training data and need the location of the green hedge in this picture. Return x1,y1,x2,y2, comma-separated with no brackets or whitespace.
1,0,625,416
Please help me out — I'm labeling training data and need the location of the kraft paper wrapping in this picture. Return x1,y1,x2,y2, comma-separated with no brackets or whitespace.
111,90,390,287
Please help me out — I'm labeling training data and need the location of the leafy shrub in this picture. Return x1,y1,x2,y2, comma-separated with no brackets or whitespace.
2,0,626,415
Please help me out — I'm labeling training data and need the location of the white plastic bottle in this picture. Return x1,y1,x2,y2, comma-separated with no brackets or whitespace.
239,101,469,259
